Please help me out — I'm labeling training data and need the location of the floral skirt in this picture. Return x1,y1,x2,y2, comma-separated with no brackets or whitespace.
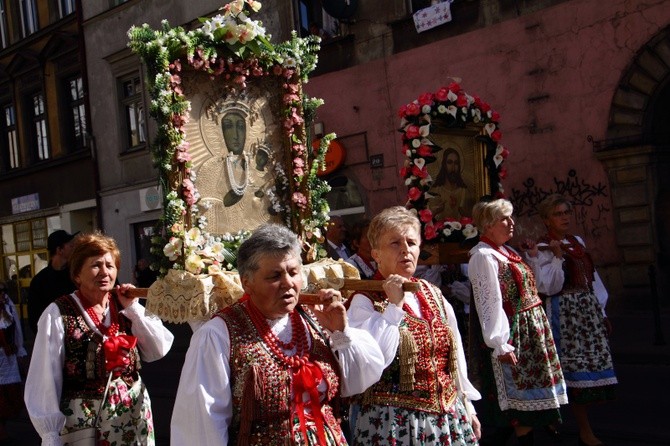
477,304,567,427
546,291,617,404
60,376,154,446
352,399,479,446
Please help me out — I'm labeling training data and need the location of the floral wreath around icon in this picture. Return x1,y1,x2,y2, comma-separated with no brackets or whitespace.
128,0,332,276
398,82,510,243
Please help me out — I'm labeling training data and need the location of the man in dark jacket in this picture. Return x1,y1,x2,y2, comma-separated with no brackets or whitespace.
27,230,79,334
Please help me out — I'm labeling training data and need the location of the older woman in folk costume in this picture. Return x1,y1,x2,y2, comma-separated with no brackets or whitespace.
347,206,481,445
468,199,567,446
170,224,385,445
525,194,616,446
25,233,174,446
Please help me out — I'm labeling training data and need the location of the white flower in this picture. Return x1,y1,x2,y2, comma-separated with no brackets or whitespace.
163,237,182,261
463,224,478,239
446,105,457,117
185,227,204,248
421,105,431,114
419,125,430,137
185,252,205,274
442,227,453,237
411,139,421,148
201,241,226,262
447,90,458,102
437,104,447,114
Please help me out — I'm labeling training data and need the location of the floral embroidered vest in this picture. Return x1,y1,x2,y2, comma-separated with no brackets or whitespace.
219,302,344,446
540,234,595,293
497,259,542,318
55,294,140,402
360,280,458,415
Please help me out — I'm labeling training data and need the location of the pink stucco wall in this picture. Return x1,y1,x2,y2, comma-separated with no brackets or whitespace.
305,0,670,265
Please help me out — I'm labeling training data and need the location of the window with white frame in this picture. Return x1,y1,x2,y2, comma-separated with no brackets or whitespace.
58,0,76,18
120,74,146,151
19,0,38,37
67,76,87,150
32,93,49,161
3,104,19,169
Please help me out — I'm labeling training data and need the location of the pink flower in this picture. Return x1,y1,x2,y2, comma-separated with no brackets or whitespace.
408,187,422,201
273,65,283,76
109,393,120,405
293,158,305,168
292,192,308,209
418,209,433,223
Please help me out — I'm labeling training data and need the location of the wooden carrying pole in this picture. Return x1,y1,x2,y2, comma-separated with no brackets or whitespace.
118,279,420,305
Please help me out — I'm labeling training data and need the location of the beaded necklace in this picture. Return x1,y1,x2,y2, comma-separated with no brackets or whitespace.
245,299,308,368
79,293,119,337
401,277,433,321
244,298,328,445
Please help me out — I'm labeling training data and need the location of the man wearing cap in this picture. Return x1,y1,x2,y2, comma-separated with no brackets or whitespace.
27,230,79,334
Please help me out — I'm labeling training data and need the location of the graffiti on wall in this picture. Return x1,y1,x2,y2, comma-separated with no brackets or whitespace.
509,169,610,239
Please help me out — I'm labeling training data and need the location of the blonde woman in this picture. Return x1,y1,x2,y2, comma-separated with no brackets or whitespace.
468,199,567,446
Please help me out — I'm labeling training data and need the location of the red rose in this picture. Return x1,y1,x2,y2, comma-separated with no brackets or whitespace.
491,111,501,121
435,87,449,101
412,165,428,178
418,92,434,106
456,94,468,107
491,129,502,142
408,187,422,201
404,125,420,139
398,104,408,118
399,166,408,178
501,147,510,158
424,224,438,240
499,167,508,179
447,82,461,93
418,209,433,223
405,102,421,116
460,217,473,226
416,144,432,157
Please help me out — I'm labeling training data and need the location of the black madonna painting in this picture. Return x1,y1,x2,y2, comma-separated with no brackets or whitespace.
183,73,283,235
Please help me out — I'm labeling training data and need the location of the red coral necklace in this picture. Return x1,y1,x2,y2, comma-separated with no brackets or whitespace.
79,293,119,337
245,299,308,368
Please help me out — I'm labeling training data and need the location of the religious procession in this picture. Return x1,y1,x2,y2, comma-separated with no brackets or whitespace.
7,0,668,445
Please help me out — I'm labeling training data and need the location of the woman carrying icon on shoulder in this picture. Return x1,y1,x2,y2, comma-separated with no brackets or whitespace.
524,194,616,446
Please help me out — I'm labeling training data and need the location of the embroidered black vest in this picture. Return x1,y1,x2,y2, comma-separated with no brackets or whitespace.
55,294,140,402
219,302,345,445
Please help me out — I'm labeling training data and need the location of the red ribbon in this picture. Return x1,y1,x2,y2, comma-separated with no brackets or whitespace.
103,334,137,375
292,361,327,445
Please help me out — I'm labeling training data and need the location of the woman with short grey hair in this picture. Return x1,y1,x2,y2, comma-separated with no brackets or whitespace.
468,199,567,446
172,223,385,445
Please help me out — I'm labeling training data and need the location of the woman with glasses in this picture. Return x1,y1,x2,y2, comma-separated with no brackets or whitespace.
527,194,617,446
